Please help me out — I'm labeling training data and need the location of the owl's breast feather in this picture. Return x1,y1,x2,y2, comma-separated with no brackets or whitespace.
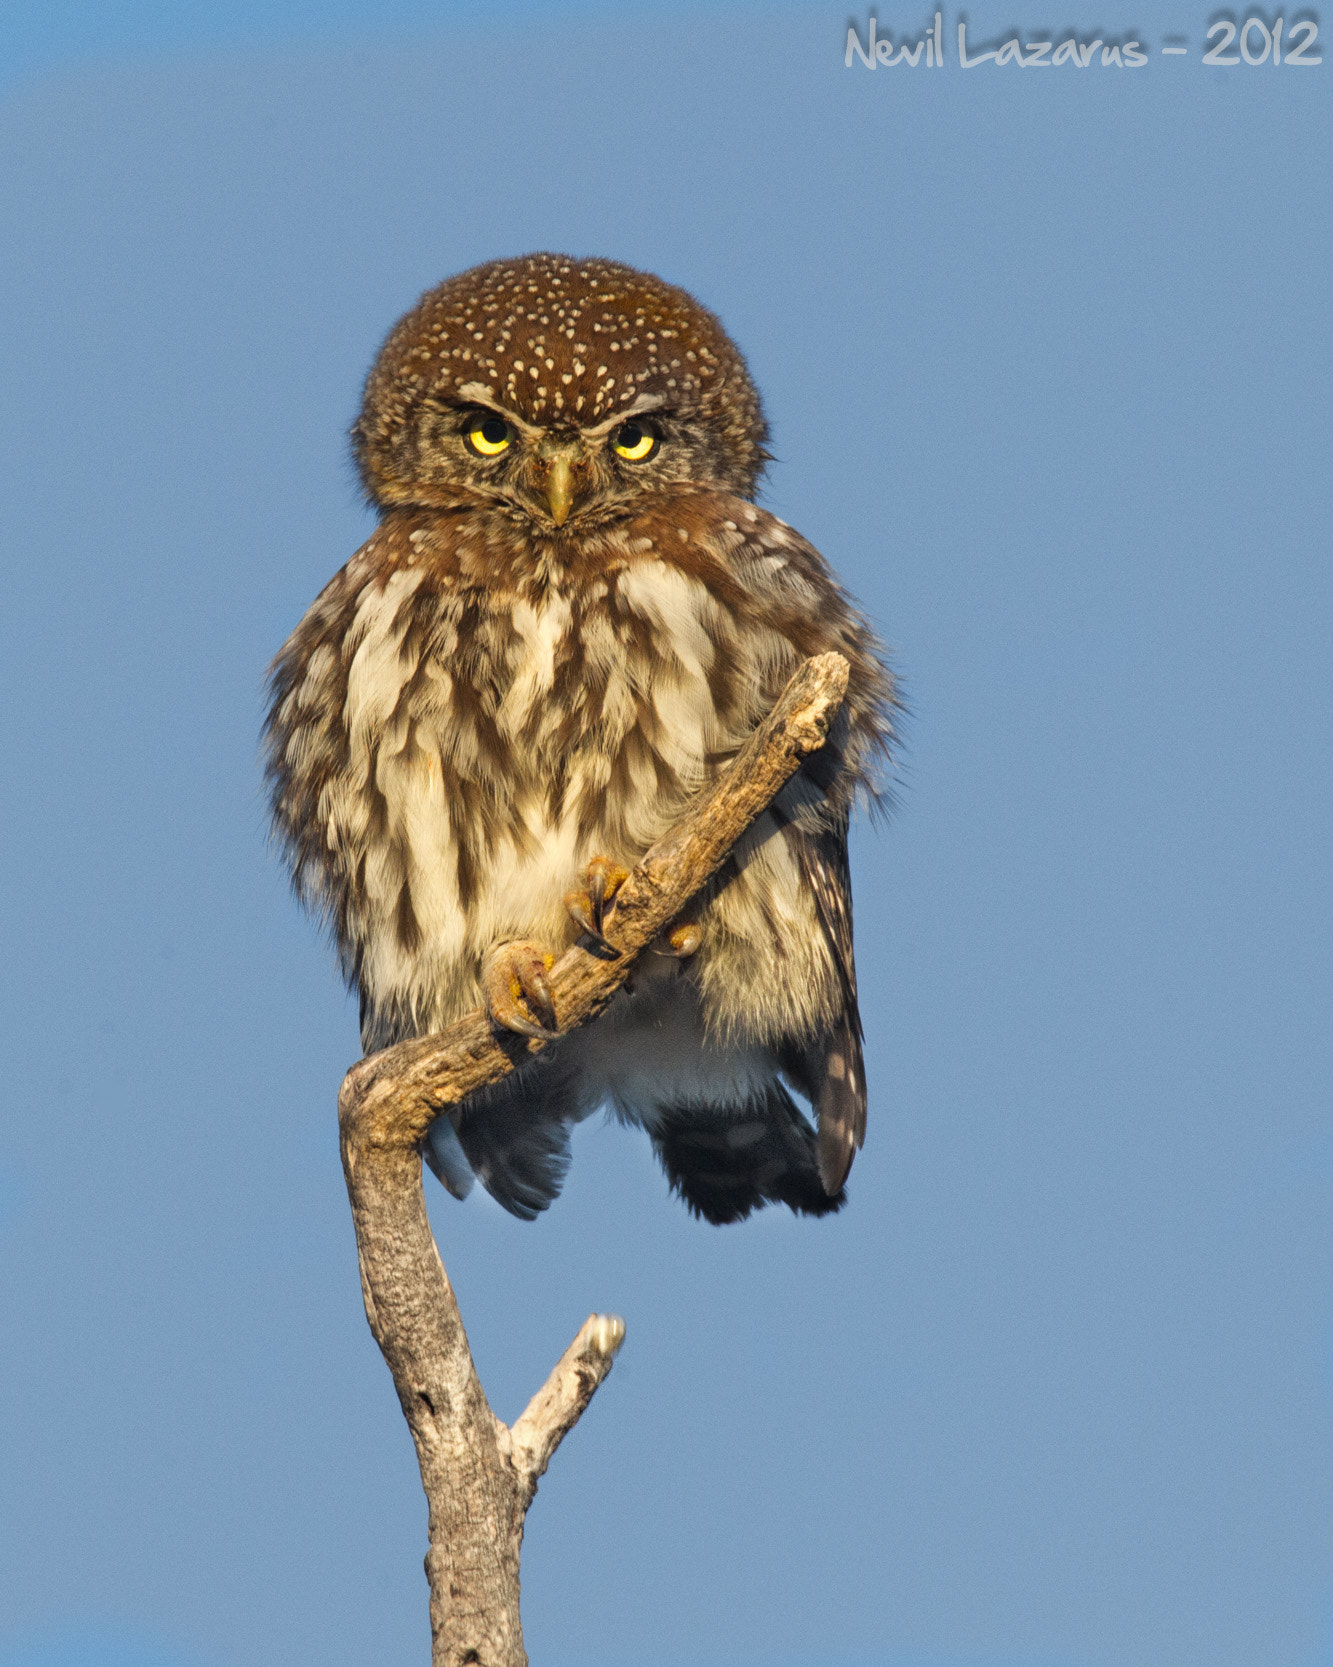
266,496,892,1044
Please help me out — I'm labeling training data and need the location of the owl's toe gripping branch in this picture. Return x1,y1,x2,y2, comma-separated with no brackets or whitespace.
653,919,703,958
482,939,560,1040
563,854,630,957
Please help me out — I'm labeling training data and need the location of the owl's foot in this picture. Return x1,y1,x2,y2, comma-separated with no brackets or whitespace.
482,940,560,1041
652,919,703,958
564,855,630,957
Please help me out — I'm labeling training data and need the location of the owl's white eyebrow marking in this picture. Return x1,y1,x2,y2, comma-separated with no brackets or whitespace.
454,382,666,442
452,382,545,439
581,393,667,438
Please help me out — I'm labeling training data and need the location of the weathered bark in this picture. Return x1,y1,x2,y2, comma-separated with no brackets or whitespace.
338,652,850,1666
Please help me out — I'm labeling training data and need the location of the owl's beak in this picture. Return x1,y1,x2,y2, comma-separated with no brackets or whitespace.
538,438,583,525
545,457,575,525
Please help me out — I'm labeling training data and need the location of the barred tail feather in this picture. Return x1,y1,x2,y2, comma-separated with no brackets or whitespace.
651,1085,846,1226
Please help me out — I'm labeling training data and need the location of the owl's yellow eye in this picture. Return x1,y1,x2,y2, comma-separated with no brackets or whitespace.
611,420,658,462
465,414,512,457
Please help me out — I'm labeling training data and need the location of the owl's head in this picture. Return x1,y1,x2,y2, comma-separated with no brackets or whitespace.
352,253,770,526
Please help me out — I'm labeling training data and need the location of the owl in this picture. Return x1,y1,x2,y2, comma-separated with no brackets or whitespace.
265,253,895,1225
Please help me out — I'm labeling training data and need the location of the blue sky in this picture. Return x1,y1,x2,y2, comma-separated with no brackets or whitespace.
0,4,1329,1665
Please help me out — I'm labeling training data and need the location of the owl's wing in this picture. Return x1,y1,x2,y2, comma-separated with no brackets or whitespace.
780,814,868,1195
661,496,886,1194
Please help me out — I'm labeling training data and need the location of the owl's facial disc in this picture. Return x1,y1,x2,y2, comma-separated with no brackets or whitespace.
405,384,682,528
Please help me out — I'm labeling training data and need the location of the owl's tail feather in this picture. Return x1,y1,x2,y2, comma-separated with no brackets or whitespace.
423,1113,476,1201
425,1068,580,1221
650,1086,846,1226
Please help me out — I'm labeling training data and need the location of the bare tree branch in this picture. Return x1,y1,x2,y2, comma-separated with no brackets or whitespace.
504,1314,627,1503
337,651,850,1666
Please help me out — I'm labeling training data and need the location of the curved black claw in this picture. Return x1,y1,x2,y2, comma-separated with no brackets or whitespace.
565,855,630,957
564,892,620,958
503,1012,561,1042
